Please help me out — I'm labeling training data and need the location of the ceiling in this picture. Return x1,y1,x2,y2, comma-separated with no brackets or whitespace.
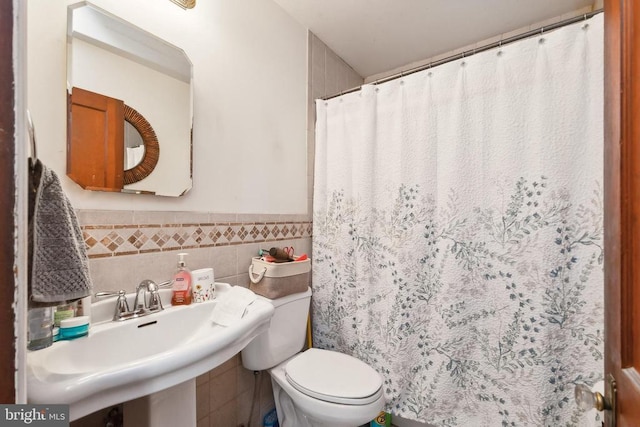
272,0,598,78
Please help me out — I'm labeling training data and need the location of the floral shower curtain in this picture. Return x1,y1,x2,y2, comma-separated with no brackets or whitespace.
312,15,603,427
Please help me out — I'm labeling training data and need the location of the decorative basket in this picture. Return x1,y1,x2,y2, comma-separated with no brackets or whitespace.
248,257,310,299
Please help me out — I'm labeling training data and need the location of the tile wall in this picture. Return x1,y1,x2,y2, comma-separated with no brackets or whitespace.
77,210,312,295
70,31,363,427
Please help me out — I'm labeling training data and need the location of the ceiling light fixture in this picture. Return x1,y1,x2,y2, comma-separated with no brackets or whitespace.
170,0,195,9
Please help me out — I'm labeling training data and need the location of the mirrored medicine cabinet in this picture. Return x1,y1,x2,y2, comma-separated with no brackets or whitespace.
67,2,193,196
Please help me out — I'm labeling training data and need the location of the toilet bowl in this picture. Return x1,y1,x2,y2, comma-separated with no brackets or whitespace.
241,288,385,427
270,348,385,427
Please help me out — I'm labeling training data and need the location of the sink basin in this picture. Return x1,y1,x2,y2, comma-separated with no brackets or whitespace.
27,283,274,421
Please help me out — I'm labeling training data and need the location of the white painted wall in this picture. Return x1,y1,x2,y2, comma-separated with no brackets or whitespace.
28,0,308,213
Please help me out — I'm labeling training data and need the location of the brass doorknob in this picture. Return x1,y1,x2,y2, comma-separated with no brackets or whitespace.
575,383,609,412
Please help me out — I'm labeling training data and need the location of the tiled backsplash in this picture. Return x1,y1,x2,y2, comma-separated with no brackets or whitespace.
82,219,312,259
76,210,313,296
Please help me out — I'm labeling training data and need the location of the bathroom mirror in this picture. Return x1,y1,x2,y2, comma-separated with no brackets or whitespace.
66,2,193,196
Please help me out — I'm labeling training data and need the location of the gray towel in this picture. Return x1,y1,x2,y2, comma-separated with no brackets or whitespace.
30,160,92,303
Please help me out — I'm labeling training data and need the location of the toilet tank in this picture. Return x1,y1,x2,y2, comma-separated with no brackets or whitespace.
241,287,312,371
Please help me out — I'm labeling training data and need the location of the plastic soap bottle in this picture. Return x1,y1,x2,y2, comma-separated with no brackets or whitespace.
171,252,193,305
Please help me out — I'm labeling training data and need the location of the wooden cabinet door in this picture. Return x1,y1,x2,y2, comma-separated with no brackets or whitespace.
67,87,124,191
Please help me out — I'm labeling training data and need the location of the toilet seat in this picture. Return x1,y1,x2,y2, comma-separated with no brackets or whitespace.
284,348,383,405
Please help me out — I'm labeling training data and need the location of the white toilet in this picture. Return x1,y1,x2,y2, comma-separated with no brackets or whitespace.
241,287,386,427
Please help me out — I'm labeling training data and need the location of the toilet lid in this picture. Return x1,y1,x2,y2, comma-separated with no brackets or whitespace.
284,348,383,405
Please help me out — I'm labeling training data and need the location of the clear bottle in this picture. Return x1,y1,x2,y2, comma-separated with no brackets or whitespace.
27,306,53,350
171,252,192,305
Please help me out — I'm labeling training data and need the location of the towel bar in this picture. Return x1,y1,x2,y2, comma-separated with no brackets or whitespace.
27,109,37,168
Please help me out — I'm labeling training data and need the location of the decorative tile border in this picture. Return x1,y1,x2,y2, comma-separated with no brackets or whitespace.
82,221,313,259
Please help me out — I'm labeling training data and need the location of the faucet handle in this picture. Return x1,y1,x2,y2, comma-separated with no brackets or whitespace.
95,290,130,321
95,289,127,301
157,279,174,288
148,280,172,312
146,281,163,312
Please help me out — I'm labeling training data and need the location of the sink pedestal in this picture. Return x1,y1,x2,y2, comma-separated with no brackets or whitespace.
124,379,196,427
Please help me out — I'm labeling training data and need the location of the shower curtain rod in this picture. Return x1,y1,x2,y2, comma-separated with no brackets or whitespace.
323,8,603,100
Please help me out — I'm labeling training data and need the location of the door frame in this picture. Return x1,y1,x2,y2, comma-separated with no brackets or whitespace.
0,0,18,403
604,0,640,424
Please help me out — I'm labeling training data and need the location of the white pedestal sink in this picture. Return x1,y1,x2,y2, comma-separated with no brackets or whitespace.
27,283,274,423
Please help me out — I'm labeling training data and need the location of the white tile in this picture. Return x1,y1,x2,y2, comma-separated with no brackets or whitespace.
211,245,238,278
325,50,340,98
77,209,134,226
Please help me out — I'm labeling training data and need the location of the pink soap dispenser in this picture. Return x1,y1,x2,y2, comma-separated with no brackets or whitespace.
171,252,193,305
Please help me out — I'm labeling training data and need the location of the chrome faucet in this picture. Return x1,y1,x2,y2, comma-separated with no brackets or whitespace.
133,280,156,312
133,279,171,313
96,279,173,321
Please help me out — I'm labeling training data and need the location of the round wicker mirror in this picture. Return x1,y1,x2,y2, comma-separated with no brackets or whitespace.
123,105,159,185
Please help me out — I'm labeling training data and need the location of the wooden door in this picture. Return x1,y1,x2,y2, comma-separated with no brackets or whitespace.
604,0,640,425
0,0,16,404
67,87,124,191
